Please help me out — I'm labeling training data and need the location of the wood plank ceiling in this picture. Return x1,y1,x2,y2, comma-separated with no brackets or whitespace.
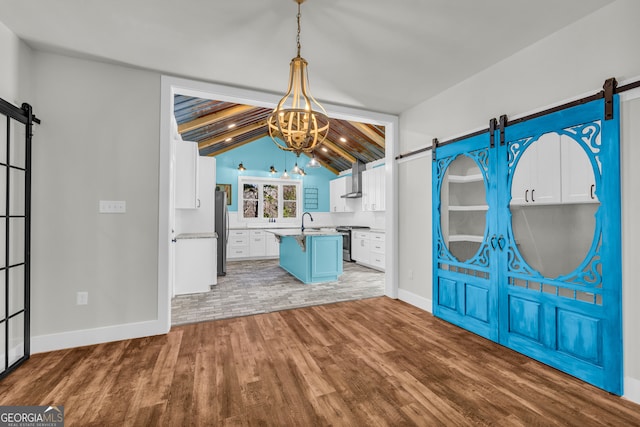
174,95,386,174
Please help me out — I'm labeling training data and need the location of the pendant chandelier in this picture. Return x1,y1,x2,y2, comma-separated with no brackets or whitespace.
267,0,329,157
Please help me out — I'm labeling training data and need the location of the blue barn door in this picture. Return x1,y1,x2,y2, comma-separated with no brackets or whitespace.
432,131,500,342
498,97,622,394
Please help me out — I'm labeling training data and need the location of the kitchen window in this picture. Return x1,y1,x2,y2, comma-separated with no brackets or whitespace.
238,177,301,223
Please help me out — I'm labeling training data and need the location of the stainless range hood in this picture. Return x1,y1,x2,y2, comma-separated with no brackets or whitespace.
341,160,365,198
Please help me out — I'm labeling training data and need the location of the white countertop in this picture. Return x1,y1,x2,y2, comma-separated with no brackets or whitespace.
175,232,218,239
265,228,341,237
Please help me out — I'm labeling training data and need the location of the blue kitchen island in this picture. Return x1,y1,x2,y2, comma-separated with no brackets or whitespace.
266,229,343,284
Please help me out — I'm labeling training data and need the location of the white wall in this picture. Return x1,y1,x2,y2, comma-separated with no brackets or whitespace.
621,92,640,400
397,0,640,401
29,52,163,348
0,20,32,105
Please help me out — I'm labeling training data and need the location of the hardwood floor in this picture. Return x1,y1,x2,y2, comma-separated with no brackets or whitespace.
2,297,640,426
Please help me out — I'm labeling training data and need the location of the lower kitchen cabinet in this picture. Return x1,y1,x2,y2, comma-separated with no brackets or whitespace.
249,230,266,257
352,231,385,271
265,232,280,257
228,229,279,260
175,235,217,295
227,230,249,259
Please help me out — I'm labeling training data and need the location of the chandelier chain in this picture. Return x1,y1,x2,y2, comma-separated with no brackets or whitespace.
267,0,329,157
296,2,301,57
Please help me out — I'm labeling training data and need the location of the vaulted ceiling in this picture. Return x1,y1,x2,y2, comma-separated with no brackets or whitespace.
0,0,612,113
0,0,613,169
174,95,385,174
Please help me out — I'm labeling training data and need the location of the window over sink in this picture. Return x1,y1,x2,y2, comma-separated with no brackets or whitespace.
238,177,302,224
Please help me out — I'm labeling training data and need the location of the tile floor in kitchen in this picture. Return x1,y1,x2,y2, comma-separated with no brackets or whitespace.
171,258,385,326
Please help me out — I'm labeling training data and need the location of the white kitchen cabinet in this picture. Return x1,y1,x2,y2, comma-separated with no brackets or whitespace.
376,167,386,211
249,230,266,257
511,132,561,206
362,166,386,212
561,135,598,203
329,176,355,212
175,156,216,233
227,230,250,259
329,177,346,212
362,169,373,211
369,232,386,270
228,229,280,259
174,234,217,295
352,231,370,264
351,231,385,271
511,132,599,206
174,140,200,209
265,232,280,257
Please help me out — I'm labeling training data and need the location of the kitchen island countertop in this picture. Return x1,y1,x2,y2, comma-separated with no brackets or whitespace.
265,228,340,237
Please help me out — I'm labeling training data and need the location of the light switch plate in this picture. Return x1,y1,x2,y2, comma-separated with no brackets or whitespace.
77,291,88,305
99,200,126,213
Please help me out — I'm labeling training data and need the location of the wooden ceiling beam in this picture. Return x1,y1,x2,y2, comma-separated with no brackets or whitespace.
207,132,269,156
198,120,267,150
349,121,385,148
320,139,357,164
178,104,255,134
308,157,339,175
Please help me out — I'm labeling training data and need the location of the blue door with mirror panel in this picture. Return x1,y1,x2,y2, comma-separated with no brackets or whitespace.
433,97,622,394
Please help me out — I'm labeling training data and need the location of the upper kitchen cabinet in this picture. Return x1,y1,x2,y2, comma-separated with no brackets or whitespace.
329,176,355,212
362,166,386,212
561,134,598,203
510,132,561,205
510,132,598,206
174,140,199,209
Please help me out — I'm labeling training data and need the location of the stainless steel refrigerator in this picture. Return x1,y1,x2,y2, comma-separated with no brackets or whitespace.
215,191,228,276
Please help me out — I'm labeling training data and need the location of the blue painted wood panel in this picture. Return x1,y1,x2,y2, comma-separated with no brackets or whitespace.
465,284,489,323
279,234,342,284
432,131,499,343
433,96,622,395
499,97,622,395
508,296,541,342
438,278,457,311
310,236,343,281
557,309,601,364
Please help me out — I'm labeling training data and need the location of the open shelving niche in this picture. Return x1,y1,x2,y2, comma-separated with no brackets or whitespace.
441,162,488,260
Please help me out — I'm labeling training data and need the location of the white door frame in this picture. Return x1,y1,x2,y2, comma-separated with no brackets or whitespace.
157,75,399,331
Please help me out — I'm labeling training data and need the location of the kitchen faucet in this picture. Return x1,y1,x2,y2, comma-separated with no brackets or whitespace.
301,212,314,232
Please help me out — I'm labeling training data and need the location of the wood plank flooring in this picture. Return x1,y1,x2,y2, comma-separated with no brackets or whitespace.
2,297,640,426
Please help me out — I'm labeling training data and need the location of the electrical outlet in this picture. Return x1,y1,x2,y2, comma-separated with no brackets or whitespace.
77,291,88,305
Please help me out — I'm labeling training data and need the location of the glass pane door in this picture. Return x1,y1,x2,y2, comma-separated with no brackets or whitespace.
0,101,31,379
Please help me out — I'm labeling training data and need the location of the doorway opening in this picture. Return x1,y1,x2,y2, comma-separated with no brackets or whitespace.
158,76,398,329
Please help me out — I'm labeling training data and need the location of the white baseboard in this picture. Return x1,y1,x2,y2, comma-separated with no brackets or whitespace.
624,376,640,404
31,319,169,354
397,288,432,313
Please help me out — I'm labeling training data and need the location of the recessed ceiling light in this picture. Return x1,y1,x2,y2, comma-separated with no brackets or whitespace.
225,137,232,142
340,137,347,142
322,147,328,152
228,123,236,129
